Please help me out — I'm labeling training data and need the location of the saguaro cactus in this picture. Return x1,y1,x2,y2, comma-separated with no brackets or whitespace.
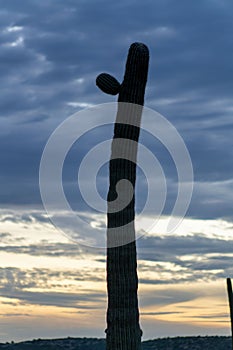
227,278,233,350
96,43,149,350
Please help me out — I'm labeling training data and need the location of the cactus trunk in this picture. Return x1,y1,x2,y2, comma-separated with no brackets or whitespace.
96,42,149,350
227,278,233,350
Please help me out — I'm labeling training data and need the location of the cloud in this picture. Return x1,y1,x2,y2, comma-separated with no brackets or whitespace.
0,232,11,240
0,287,104,309
0,207,231,340
139,234,233,257
1,1,233,341
1,209,233,287
0,0,233,231
140,287,202,308
0,266,105,308
141,311,182,316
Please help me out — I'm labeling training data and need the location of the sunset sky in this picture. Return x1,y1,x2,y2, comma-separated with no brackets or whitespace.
1,0,233,343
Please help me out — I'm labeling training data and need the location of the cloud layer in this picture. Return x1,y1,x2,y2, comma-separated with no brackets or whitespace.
0,0,233,222
1,0,233,342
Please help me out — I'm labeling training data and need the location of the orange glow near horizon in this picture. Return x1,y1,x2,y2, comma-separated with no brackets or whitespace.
0,211,232,341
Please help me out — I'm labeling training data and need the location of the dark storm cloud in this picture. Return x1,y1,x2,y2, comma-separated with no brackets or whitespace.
0,0,233,220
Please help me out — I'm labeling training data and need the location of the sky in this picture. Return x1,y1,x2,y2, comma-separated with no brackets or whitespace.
1,0,233,343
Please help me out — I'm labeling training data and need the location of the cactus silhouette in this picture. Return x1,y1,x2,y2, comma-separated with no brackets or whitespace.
96,42,149,350
227,278,233,350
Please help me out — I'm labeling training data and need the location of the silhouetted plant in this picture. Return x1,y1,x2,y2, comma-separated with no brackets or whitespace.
227,278,233,350
96,42,149,350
